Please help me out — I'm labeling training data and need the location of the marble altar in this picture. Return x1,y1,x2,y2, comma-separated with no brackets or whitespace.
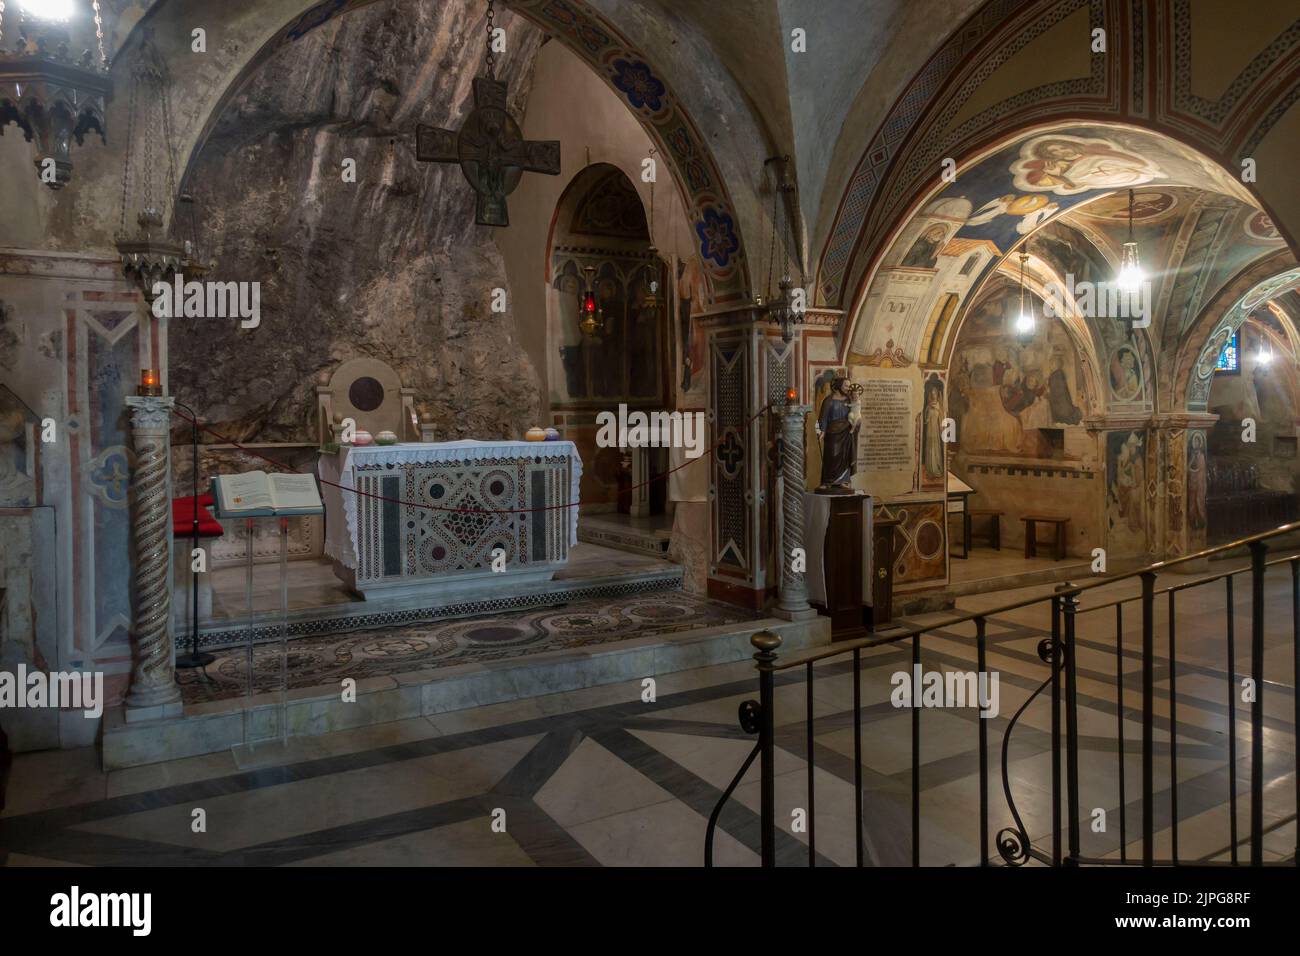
319,440,582,599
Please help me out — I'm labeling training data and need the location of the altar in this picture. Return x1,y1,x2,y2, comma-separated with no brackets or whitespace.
319,440,582,599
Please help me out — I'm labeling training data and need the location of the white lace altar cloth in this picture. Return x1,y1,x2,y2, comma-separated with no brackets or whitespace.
319,440,582,581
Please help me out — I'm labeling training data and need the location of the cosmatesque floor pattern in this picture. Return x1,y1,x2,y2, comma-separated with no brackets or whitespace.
177,592,758,704
3,571,1297,867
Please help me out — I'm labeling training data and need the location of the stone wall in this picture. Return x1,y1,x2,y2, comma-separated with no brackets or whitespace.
169,2,545,446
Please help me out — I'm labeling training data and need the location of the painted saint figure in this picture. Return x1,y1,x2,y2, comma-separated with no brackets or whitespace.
1046,355,1082,424
922,376,946,481
1187,432,1207,532
816,377,861,494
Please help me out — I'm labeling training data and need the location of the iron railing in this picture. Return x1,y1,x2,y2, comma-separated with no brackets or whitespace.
705,521,1300,867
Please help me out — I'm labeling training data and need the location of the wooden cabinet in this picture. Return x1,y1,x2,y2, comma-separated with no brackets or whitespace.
824,494,866,640
869,517,901,629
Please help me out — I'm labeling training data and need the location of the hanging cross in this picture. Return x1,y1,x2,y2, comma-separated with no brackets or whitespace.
416,77,560,227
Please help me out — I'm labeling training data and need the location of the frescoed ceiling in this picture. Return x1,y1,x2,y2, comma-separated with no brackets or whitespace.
844,122,1295,413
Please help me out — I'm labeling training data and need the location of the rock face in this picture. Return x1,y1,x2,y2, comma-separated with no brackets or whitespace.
169,2,544,445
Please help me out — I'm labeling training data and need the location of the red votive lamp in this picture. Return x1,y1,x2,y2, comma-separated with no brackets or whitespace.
139,368,162,396
786,386,798,405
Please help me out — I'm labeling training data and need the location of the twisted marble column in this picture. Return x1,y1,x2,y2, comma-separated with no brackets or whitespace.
776,403,814,618
125,395,183,720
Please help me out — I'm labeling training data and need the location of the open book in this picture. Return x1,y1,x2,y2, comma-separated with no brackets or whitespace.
211,471,324,517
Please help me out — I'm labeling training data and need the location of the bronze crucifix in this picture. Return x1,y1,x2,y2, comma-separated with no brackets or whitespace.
416,77,560,226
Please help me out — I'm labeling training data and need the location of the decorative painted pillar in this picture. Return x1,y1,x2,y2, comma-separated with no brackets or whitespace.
703,309,797,609
775,402,815,619
124,394,182,721
1150,412,1218,561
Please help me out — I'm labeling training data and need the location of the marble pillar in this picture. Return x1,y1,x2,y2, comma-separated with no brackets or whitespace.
775,403,816,620
124,395,182,721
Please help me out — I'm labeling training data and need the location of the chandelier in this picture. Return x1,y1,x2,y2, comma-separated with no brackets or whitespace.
760,155,801,342
115,27,186,301
0,0,113,189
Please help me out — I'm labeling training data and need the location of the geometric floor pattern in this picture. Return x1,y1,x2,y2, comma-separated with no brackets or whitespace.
175,593,759,704
3,593,1295,865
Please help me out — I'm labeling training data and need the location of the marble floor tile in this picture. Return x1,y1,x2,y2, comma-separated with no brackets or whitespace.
534,737,676,828
567,798,756,867
73,734,544,853
4,746,106,817
285,817,536,867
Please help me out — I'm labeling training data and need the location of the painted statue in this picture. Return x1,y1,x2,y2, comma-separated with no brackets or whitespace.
816,377,861,493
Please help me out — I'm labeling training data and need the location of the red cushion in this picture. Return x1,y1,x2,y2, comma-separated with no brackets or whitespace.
172,495,224,538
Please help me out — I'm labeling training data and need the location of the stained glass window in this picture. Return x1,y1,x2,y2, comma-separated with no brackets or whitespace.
1215,330,1239,373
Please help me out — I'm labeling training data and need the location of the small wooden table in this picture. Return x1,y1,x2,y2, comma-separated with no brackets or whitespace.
1021,514,1069,561
967,508,1002,551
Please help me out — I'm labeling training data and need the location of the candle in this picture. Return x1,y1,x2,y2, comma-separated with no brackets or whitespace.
139,368,161,396
786,386,798,404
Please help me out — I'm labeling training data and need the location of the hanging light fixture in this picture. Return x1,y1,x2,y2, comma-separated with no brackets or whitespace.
579,264,604,338
1116,187,1143,295
761,155,800,342
1014,252,1035,344
177,191,214,281
0,0,113,189
1256,332,1274,367
115,28,185,302
640,147,660,319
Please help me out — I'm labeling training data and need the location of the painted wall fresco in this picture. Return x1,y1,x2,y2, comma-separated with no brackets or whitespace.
949,286,1088,459
1106,429,1149,555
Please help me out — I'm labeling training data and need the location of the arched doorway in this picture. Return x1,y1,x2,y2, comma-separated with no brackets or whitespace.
546,162,670,516
1196,296,1300,543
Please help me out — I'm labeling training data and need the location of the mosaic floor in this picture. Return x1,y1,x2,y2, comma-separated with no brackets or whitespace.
177,592,759,704
4,568,1295,867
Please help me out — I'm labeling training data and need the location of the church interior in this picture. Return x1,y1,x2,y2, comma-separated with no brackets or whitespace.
2,0,1299,884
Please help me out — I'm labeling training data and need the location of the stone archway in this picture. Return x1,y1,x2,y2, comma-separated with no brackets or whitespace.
814,0,1300,322
834,119,1295,580
164,0,752,307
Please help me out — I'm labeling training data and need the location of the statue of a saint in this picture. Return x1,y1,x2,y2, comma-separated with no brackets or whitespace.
816,377,861,494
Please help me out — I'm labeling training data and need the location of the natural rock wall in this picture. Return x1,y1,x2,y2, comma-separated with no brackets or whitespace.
169,1,544,445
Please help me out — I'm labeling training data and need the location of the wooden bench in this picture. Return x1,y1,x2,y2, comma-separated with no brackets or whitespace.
967,508,1002,551
1021,514,1069,561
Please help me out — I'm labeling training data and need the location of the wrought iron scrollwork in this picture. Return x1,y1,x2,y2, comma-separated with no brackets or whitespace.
704,700,763,867
997,637,1067,866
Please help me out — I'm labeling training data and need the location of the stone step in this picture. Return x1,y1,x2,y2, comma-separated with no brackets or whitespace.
947,556,1148,597
194,564,684,650
103,615,830,770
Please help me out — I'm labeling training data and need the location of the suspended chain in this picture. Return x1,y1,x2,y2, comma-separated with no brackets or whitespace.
118,64,139,236
484,0,495,77
158,48,180,228
92,0,107,69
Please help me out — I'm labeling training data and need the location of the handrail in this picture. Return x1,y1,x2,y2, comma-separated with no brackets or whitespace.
1068,551,1300,615
770,521,1300,671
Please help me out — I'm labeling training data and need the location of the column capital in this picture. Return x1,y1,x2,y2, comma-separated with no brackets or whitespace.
125,394,175,432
